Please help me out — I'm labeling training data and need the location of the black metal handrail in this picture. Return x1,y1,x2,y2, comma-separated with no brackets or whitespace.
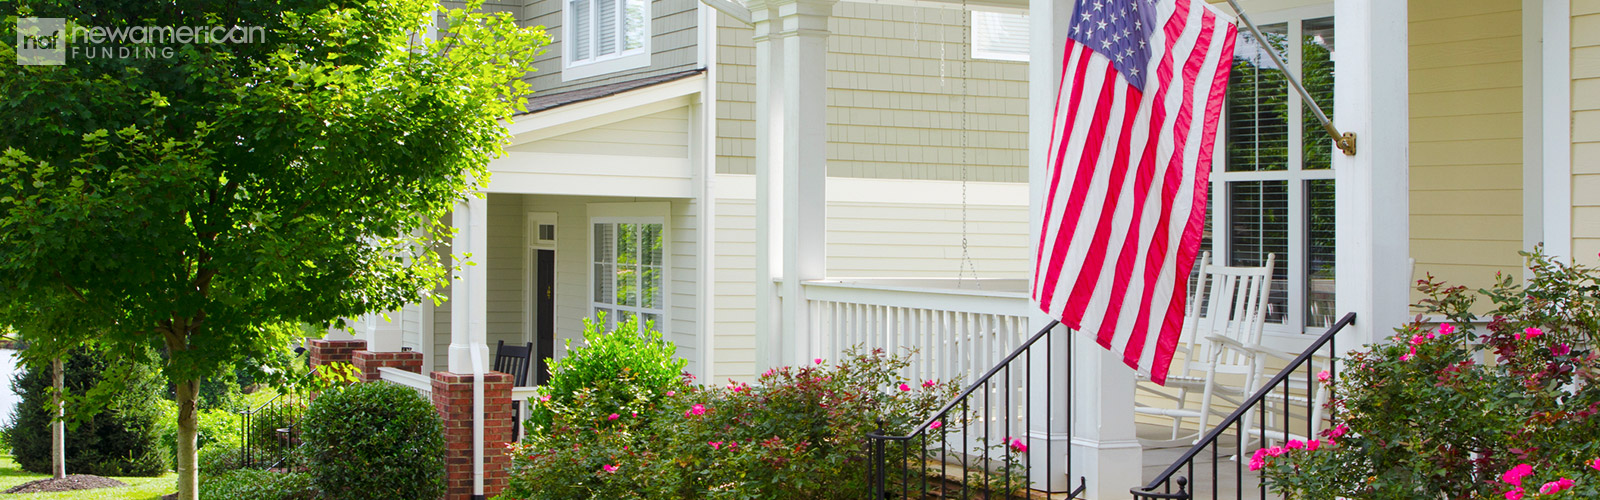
866,320,1087,499
1131,312,1357,500
238,366,318,470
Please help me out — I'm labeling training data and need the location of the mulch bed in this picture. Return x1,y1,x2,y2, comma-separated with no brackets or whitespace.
3,474,127,494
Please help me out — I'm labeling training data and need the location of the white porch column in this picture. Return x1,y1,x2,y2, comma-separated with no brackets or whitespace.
1334,0,1410,345
1026,0,1140,496
362,311,404,352
448,195,492,373
752,0,833,369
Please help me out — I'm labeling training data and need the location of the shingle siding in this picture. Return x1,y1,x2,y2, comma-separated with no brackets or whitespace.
521,0,701,95
1574,0,1600,264
716,4,1031,182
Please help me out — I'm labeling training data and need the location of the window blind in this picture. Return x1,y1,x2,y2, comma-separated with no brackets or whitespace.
971,11,1030,62
1226,23,1290,173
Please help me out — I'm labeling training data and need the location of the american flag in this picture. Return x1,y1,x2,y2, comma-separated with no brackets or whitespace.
1033,0,1237,385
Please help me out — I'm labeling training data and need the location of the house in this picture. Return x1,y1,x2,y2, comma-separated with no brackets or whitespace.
306,0,1600,498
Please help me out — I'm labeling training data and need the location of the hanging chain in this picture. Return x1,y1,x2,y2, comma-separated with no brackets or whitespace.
958,2,979,286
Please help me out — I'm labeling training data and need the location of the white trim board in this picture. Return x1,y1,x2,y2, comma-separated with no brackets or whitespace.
714,174,1029,206
487,152,694,198
1543,0,1572,259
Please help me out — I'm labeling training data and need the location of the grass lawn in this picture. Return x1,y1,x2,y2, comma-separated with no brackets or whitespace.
0,456,174,500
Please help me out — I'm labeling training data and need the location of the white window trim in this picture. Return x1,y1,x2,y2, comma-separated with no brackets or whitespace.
561,0,653,82
970,8,1031,62
586,202,671,331
1211,4,1335,346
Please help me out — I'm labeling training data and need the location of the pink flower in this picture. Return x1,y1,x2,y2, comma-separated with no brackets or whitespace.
1552,343,1572,356
1317,370,1331,383
1267,446,1286,457
898,383,911,392
608,413,619,421
728,441,738,449
1539,482,1561,495
602,464,618,473
1248,456,1265,471
1009,438,1027,453
1439,323,1456,336
1591,458,1600,472
762,368,774,377
1328,423,1349,439
1557,478,1575,489
1306,440,1321,451
1401,346,1416,361
709,441,723,450
930,421,943,430
1286,439,1305,450
1518,327,1543,340
1505,487,1524,500
539,394,551,402
631,411,638,417
1410,334,1427,346
922,380,937,389
815,358,824,365
684,403,706,417
665,391,676,397
1502,463,1534,486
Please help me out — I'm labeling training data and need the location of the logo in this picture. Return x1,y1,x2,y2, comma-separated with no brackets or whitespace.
17,17,66,66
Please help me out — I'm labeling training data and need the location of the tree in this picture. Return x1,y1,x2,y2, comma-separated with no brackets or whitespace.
5,345,169,478
0,2,547,498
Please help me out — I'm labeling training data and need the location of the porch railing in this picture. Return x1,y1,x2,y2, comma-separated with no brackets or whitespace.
865,320,1085,499
1131,312,1356,500
802,279,1032,385
238,383,312,470
377,366,433,400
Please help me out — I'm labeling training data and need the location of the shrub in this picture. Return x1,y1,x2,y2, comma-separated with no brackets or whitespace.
1259,248,1600,499
529,313,687,429
199,469,319,500
4,346,168,476
300,381,445,500
503,348,957,500
198,445,245,477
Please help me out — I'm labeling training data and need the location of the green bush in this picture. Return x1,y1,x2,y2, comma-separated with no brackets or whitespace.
198,445,244,477
503,348,959,500
200,469,319,500
301,381,444,500
4,346,168,476
1259,249,1600,499
530,313,687,429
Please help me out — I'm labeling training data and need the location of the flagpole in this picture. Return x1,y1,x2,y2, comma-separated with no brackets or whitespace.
1221,0,1357,156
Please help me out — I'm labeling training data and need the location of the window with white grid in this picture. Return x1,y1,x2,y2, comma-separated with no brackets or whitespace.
591,219,665,331
1207,13,1338,334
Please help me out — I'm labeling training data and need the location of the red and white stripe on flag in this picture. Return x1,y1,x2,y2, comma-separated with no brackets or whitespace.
1032,0,1237,385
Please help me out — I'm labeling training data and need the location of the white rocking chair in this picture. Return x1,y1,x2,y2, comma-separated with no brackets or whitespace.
1135,252,1276,447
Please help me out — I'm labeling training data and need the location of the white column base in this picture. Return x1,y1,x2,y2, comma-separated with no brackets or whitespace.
1071,437,1144,499
447,342,491,374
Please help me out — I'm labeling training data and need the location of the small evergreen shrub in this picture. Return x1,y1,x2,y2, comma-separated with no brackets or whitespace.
300,381,445,500
198,445,244,477
200,469,319,500
4,347,168,476
530,314,687,429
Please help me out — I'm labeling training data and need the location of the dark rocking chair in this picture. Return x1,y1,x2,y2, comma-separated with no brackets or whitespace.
495,340,535,441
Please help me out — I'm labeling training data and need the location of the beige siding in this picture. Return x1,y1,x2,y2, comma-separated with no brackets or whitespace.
1575,0,1600,263
711,188,1029,381
1407,0,1525,302
508,106,691,158
715,5,1030,182
523,0,700,95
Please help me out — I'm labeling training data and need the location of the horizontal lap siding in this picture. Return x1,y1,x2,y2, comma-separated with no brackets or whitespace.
1575,0,1600,264
715,5,1029,182
510,106,691,158
1408,0,1525,306
711,192,1028,382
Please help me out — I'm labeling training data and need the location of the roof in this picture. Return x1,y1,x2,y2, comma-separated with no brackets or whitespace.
518,69,705,116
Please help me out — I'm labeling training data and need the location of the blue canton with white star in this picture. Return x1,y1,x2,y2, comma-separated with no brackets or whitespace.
1069,0,1159,89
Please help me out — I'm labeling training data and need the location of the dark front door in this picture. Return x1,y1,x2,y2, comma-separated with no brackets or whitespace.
536,249,555,386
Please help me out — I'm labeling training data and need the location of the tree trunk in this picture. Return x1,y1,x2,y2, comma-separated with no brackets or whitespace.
174,377,199,500
50,357,64,480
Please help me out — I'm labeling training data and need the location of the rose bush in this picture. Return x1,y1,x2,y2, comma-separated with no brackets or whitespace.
500,329,961,499
1259,249,1600,499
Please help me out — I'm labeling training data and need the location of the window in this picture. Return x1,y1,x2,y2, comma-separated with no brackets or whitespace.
563,0,650,81
1206,14,1337,334
971,10,1030,62
591,220,665,330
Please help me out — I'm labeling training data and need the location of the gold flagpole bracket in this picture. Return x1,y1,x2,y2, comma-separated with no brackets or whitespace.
1222,0,1356,157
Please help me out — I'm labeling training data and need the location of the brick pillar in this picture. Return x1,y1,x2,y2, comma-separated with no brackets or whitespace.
352,350,424,382
307,339,366,368
431,371,514,500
